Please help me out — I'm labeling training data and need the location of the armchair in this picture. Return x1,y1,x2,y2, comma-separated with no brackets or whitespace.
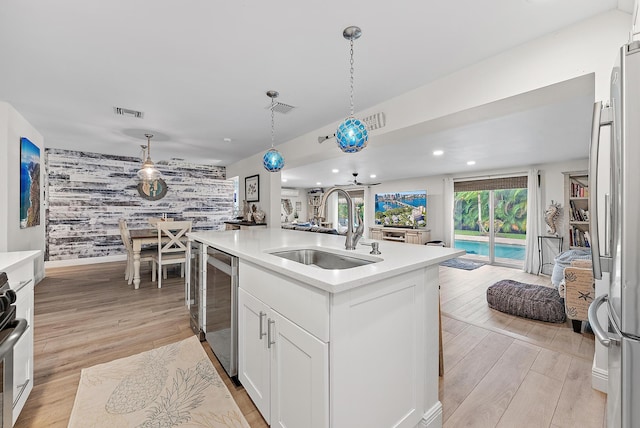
559,259,594,333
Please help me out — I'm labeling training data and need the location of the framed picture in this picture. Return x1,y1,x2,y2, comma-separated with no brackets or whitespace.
20,137,41,228
245,174,259,202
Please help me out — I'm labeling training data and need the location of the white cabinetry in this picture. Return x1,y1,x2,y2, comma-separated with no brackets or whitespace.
237,259,440,428
239,285,329,427
1,251,39,426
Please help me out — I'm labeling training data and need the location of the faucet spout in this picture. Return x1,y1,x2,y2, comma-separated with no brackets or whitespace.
317,187,363,250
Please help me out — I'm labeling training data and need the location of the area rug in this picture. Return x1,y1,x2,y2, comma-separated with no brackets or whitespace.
440,257,486,270
68,335,250,428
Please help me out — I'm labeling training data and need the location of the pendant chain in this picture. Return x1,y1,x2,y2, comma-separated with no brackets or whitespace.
271,98,275,148
349,38,355,117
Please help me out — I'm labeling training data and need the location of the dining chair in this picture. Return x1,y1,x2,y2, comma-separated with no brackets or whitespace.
152,220,192,288
148,217,174,225
118,219,155,285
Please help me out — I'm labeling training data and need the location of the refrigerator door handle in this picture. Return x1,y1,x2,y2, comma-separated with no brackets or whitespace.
589,101,604,279
588,293,620,347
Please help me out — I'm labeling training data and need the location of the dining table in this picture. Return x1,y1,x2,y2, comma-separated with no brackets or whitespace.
129,228,162,290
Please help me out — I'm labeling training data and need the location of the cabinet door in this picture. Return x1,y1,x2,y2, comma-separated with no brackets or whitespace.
270,310,329,428
405,231,419,244
238,289,271,421
11,266,35,424
12,328,33,424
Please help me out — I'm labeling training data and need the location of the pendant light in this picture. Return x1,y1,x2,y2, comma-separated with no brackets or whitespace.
137,133,162,181
336,26,368,153
263,90,285,172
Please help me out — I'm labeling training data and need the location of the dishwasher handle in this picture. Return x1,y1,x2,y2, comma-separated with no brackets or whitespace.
588,294,620,348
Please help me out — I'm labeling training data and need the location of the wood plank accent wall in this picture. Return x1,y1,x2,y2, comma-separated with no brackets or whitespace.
45,148,233,261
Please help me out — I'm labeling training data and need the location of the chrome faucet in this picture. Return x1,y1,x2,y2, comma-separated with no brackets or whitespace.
317,187,364,250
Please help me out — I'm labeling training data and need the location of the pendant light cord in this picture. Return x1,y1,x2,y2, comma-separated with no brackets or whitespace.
271,98,275,148
349,38,355,117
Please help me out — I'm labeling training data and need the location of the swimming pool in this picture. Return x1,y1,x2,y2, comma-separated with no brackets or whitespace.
454,239,525,260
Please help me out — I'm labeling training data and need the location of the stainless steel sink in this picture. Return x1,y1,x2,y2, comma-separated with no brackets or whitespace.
269,248,379,269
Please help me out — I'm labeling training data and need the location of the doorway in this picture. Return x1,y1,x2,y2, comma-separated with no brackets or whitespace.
453,176,528,268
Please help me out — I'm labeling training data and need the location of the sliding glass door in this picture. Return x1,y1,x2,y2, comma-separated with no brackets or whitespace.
453,176,527,268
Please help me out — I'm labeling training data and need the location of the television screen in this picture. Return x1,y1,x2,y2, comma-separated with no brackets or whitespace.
375,190,427,227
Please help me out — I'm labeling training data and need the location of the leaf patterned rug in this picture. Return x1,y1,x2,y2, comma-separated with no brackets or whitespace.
68,335,250,428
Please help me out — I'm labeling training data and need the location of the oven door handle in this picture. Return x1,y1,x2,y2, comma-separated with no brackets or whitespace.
0,318,27,359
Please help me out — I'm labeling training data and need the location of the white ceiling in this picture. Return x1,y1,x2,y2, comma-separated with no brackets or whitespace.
0,1,633,188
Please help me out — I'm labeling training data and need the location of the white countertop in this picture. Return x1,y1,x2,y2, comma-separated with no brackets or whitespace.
0,251,41,272
188,229,464,293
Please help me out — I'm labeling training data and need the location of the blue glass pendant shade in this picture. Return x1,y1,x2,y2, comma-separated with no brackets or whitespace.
336,117,369,153
263,148,285,172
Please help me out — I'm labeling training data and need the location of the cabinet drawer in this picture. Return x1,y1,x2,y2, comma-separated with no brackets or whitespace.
239,261,329,342
5,262,33,292
15,289,34,329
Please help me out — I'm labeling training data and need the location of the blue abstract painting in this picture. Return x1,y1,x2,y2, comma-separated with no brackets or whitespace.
20,137,40,228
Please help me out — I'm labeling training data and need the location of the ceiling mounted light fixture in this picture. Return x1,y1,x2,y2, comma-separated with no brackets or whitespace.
336,26,368,153
137,133,161,181
263,90,285,172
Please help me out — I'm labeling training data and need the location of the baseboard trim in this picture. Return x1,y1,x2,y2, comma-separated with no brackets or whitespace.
418,401,443,428
45,254,127,268
592,360,608,393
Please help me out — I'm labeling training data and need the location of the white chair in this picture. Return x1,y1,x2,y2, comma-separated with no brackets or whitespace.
119,219,155,285
152,220,192,288
148,217,174,225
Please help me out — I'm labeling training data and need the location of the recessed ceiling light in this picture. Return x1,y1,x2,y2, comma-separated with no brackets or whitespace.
467,160,476,166
281,178,287,182
223,137,232,142
433,150,444,156
332,169,339,173
370,174,376,178
316,182,322,186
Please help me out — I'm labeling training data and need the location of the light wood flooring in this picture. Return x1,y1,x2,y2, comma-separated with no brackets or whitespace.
14,261,605,427
439,264,605,427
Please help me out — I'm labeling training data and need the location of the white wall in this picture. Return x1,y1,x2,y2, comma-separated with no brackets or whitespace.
0,102,45,281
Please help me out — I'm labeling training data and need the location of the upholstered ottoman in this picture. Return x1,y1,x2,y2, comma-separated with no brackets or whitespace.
486,279,566,323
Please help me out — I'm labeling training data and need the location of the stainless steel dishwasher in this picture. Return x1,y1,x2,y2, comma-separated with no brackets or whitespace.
189,242,239,382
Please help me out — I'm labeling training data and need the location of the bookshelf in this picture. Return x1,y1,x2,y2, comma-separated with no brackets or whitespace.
564,171,590,250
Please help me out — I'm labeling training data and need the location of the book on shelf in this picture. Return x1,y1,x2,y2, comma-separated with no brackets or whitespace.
571,181,589,198
568,200,589,222
569,226,590,248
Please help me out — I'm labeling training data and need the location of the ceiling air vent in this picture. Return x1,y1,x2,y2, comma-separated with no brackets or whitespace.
267,101,296,114
113,107,144,119
361,112,386,131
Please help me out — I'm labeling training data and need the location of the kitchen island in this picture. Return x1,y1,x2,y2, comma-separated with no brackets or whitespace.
187,228,463,428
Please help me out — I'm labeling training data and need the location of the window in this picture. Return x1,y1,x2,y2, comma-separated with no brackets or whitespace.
337,189,364,232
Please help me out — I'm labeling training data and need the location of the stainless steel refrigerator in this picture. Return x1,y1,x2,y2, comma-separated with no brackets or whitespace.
588,40,640,428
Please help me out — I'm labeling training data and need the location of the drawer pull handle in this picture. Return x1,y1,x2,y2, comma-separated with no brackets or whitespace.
267,319,275,349
15,279,33,293
259,311,267,339
13,379,30,408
